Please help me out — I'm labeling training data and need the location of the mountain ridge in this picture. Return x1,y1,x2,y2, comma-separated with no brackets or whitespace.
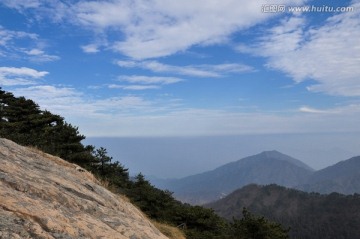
206,184,360,239
151,150,360,205
297,155,360,194
152,150,315,204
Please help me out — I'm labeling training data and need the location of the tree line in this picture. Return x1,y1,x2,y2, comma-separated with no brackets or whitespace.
0,87,289,239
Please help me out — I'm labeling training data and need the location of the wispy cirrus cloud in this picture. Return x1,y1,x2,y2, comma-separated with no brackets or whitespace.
0,0,41,12
118,75,184,85
71,0,274,59
3,0,308,60
0,25,37,51
8,82,360,137
23,48,60,62
11,85,156,117
0,25,60,62
116,60,253,78
1,0,70,22
299,106,339,114
107,75,184,91
81,44,100,53
0,66,48,86
108,84,161,90
237,1,360,97
99,0,307,59
57,104,360,137
3,0,308,59
9,85,84,115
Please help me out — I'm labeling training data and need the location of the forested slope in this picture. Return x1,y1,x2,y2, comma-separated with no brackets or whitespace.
207,184,360,239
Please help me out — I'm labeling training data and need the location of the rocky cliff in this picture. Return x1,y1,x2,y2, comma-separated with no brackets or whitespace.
0,138,169,239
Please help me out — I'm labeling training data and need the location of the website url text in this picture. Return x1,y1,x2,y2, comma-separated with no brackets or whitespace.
261,5,355,13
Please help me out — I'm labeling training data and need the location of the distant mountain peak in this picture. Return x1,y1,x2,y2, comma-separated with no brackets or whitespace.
261,149,281,154
248,150,315,172
155,150,314,204
259,150,285,157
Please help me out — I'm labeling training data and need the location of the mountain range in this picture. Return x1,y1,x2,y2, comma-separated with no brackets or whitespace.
297,155,360,194
206,184,360,239
151,150,360,204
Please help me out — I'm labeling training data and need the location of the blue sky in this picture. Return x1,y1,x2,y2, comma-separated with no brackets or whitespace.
1,0,360,138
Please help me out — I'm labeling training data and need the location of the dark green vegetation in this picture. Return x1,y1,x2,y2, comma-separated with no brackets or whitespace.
0,88,289,239
207,184,360,239
231,208,289,239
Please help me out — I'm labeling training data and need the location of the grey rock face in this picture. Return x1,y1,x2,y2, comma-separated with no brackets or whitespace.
0,138,168,239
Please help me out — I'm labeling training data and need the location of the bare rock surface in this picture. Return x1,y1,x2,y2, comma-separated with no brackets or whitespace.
0,138,169,239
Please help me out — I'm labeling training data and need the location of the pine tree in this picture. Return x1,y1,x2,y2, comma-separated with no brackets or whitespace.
230,208,290,239
93,147,112,174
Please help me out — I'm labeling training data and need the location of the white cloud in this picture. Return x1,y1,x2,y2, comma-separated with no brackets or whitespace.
15,85,80,98
0,66,48,86
116,60,253,77
69,0,308,59
211,63,255,74
26,49,44,55
0,67,48,78
0,26,59,62
116,60,138,68
299,106,338,114
24,48,60,62
238,1,360,97
108,84,160,90
0,25,38,47
92,96,154,113
104,75,184,91
7,82,360,137
118,75,184,85
1,0,70,22
74,0,132,28
3,0,310,60
81,44,100,53
11,85,83,112
78,105,360,137
0,0,41,10
10,85,157,119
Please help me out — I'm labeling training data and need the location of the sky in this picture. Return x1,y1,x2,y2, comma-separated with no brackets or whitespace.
1,0,360,177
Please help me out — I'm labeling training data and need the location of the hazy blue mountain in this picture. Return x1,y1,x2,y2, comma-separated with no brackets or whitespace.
206,184,360,239
152,150,314,204
297,156,360,194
